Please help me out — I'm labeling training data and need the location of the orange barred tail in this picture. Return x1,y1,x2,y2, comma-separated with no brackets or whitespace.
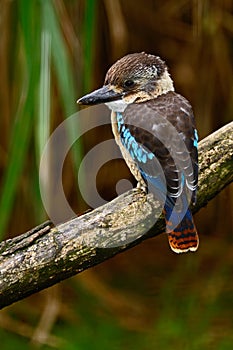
167,224,199,253
164,206,199,254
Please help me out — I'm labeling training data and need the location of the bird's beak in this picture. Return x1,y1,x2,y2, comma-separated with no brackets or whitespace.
77,85,123,105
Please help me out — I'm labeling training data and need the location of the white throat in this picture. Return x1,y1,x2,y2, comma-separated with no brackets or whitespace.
105,99,130,112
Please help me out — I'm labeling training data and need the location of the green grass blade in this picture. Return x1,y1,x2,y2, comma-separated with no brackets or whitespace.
41,0,76,116
0,0,41,239
82,0,97,92
36,30,51,162
41,0,84,193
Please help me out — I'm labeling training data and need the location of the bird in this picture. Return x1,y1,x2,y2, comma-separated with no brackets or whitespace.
78,52,199,253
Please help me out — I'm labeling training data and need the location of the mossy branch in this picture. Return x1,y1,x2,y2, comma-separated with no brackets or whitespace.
0,122,232,309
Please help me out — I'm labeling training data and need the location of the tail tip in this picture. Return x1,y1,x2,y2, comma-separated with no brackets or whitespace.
168,231,199,254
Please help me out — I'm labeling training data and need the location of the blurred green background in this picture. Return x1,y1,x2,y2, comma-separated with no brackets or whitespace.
0,0,233,349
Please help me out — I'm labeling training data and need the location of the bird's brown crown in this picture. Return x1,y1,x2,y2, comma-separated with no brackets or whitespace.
105,52,165,86
104,52,174,103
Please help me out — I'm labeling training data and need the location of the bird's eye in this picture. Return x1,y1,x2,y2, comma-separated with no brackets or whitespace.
123,79,135,88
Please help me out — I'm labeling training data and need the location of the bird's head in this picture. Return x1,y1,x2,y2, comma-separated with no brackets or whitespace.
78,52,174,112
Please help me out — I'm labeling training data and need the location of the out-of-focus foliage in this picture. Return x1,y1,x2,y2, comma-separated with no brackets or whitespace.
0,0,232,349
0,0,84,238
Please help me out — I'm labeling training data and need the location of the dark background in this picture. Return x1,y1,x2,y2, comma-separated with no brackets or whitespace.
0,0,233,349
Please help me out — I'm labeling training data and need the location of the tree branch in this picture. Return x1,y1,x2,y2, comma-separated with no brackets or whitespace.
0,122,232,309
